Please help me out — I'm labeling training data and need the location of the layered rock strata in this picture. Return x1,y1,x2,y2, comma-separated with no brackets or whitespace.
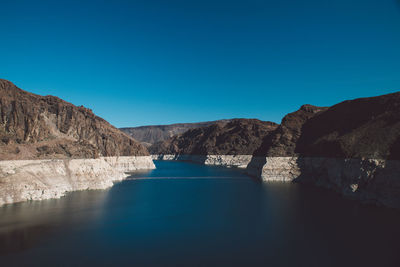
0,156,155,206
150,119,278,155
247,156,400,208
120,120,231,146
153,92,400,208
0,79,148,160
249,92,400,208
153,154,253,168
151,119,277,168
0,79,155,205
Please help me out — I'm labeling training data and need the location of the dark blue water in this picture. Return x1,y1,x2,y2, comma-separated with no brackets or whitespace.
1,160,400,267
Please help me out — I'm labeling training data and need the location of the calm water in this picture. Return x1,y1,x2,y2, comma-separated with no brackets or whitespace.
1,160,400,267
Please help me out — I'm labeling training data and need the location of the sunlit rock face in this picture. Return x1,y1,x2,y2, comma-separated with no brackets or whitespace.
0,79,155,206
0,156,155,206
246,157,300,182
0,79,149,160
153,154,253,168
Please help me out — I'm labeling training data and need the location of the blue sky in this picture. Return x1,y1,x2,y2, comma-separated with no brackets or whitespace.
1,0,400,127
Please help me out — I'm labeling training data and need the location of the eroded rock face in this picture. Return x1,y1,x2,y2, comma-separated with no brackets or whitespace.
247,156,400,209
151,91,400,208
0,79,148,159
150,119,278,155
248,91,400,209
247,156,301,181
0,156,155,206
295,92,400,159
120,120,232,146
254,92,400,159
0,79,155,206
153,154,253,168
253,104,328,157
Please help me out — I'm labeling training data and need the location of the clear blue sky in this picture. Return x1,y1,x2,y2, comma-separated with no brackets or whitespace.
1,0,400,127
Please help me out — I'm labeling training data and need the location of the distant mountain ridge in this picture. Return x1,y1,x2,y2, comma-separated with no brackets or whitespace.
120,119,232,145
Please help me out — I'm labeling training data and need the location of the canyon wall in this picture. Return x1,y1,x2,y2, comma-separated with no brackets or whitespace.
150,119,277,157
0,156,155,206
248,92,400,208
247,156,400,209
150,119,277,168
121,120,231,147
0,79,155,205
153,92,400,209
0,79,148,160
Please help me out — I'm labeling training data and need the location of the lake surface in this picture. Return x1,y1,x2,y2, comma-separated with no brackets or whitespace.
1,160,400,267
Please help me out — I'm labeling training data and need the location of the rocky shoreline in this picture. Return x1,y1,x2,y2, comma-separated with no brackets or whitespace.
0,156,155,206
2,79,400,209
0,79,156,206
152,154,253,168
154,154,400,209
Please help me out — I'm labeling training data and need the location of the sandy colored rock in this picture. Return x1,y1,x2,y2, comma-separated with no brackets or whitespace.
0,156,155,206
153,154,253,168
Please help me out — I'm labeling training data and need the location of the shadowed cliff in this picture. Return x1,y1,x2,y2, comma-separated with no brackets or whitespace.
120,120,231,146
253,91,400,160
150,119,278,155
295,92,400,159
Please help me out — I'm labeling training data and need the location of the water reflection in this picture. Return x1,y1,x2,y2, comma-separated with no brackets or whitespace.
0,188,110,254
1,161,400,267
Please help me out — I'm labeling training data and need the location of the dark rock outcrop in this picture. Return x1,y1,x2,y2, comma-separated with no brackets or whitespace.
0,79,148,160
249,91,400,209
150,119,278,155
295,92,400,159
120,120,231,146
254,92,400,160
253,104,328,156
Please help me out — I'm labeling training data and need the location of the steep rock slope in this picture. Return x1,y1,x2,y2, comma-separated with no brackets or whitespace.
0,79,154,205
253,104,328,156
295,92,400,159
249,92,400,208
254,92,400,159
150,119,278,155
120,120,231,146
0,79,148,160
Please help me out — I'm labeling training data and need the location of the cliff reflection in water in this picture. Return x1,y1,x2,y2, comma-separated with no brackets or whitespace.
0,188,110,254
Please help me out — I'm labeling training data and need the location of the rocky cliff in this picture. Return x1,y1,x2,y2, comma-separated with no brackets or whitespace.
120,120,231,146
0,79,155,205
150,91,400,208
295,92,400,159
0,79,148,160
150,119,278,155
0,156,155,206
254,92,400,159
249,92,400,209
253,104,328,156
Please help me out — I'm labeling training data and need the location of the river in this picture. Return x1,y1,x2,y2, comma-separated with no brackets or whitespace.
1,160,400,266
